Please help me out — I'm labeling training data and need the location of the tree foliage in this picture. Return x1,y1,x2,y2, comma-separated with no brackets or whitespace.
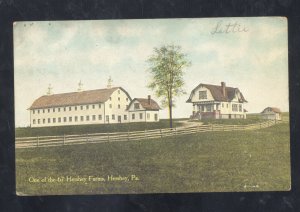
147,44,191,127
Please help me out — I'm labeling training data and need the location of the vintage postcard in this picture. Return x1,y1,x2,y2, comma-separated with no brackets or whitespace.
14,17,290,195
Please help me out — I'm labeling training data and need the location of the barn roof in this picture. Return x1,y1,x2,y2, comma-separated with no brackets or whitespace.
261,107,281,114
186,83,247,103
29,87,131,109
128,98,161,111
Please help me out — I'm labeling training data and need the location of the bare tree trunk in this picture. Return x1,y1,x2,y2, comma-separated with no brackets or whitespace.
169,104,173,128
169,94,173,128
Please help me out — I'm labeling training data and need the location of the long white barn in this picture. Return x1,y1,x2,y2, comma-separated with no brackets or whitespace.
29,86,160,127
186,82,248,120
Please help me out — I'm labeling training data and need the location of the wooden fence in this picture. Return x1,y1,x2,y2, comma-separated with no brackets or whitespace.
15,120,278,149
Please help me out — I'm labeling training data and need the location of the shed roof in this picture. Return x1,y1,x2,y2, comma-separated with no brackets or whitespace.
128,98,161,111
261,107,281,114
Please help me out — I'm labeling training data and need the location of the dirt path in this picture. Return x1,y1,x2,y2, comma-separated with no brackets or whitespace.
176,120,203,128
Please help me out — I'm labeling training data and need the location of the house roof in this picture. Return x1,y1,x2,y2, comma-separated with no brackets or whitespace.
29,87,131,109
261,107,281,114
128,98,161,111
186,83,247,103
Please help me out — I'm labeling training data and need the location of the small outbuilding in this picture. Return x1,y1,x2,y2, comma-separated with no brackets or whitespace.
127,95,160,122
261,107,282,120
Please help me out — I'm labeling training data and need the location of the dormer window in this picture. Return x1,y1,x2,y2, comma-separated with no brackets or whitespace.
199,91,207,99
134,103,140,109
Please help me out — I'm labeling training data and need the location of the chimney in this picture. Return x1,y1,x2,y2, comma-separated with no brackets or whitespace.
148,95,151,105
221,82,226,97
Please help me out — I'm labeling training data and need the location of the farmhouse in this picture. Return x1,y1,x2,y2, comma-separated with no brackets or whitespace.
127,96,160,122
29,82,161,127
261,107,282,120
186,82,247,119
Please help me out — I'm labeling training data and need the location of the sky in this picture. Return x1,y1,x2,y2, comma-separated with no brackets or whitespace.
14,17,288,127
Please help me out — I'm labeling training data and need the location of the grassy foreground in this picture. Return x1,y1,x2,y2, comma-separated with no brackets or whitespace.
16,121,290,195
15,119,184,137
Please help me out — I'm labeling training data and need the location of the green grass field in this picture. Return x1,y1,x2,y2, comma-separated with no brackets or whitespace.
194,112,289,125
16,120,290,195
15,119,184,137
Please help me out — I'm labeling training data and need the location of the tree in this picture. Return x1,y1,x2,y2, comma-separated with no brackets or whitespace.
146,45,191,128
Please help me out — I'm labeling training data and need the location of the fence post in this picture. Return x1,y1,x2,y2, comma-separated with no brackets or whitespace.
63,134,65,145
144,130,147,139
160,129,162,138
127,131,130,141
86,133,89,142
37,136,39,147
107,132,110,142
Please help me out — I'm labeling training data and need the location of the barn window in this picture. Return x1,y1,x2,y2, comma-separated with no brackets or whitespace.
118,90,120,94
199,91,207,99
43,109,45,113
140,113,143,119
58,117,61,123
58,108,61,112
112,115,115,120
81,106,83,110
86,115,89,121
69,106,71,111
132,114,135,120
98,115,102,120
43,119,45,124
69,117,72,122
53,108,55,112
92,115,96,121
33,110,35,114
48,109,50,113
109,104,112,108
75,106,77,111
118,104,120,109
38,110,40,114
118,97,120,101
64,107,66,112
80,116,84,121
75,116,78,122
92,105,95,109
63,117,67,122
53,118,56,123
98,104,101,109
147,113,150,119
239,104,242,112
134,103,140,109
124,115,127,120
48,118,51,123
86,105,89,110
